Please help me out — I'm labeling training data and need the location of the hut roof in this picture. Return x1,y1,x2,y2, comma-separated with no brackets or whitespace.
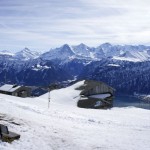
84,80,115,91
0,84,21,92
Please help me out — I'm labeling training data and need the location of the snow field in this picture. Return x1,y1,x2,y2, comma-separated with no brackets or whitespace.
0,81,150,150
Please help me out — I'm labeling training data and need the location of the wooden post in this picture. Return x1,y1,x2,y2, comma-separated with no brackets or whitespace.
47,83,59,109
48,88,50,109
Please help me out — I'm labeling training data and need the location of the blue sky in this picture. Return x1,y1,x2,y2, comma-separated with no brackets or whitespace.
0,0,150,52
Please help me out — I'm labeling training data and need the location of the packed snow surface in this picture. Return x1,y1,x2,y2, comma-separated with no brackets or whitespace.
0,81,150,150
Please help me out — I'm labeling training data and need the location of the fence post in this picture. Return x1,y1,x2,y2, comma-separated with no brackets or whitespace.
48,88,50,109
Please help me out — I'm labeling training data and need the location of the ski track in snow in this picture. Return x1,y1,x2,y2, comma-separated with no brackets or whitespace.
0,81,150,150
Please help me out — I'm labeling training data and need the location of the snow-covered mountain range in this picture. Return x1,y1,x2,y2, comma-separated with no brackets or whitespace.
0,43,150,95
40,43,150,62
0,47,40,60
1,43,150,62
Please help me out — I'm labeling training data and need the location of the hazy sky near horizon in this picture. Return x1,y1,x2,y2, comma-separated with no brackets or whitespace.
0,0,150,51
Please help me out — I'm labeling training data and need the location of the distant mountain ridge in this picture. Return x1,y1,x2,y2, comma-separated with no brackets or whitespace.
0,47,40,60
39,43,150,62
1,43,150,62
0,43,150,95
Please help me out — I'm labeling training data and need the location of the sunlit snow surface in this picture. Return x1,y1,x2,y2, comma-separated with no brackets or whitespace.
0,81,150,150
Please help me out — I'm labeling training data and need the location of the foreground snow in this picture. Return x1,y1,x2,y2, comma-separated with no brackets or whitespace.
0,81,150,150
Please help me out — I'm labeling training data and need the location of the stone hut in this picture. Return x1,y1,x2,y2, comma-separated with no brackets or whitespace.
76,80,115,109
0,84,31,98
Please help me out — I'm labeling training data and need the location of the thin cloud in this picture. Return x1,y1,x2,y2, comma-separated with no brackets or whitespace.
0,0,150,51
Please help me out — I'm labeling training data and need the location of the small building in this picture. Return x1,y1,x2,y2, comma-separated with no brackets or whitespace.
76,80,115,109
0,84,31,98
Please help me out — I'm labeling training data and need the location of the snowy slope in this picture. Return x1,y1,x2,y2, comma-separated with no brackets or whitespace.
114,50,150,62
0,81,150,150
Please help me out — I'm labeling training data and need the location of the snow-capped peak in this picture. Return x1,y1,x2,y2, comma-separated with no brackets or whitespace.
72,43,93,57
40,44,75,61
22,47,31,52
14,47,40,60
0,50,14,56
100,42,112,48
60,44,74,54
76,43,88,49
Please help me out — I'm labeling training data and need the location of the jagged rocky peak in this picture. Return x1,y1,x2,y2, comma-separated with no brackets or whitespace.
14,47,40,60
98,43,112,52
72,43,93,57
22,47,31,52
73,43,90,50
100,43,112,48
94,43,112,55
61,44,70,49
60,44,74,55
20,47,39,55
76,43,88,48
40,44,75,61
